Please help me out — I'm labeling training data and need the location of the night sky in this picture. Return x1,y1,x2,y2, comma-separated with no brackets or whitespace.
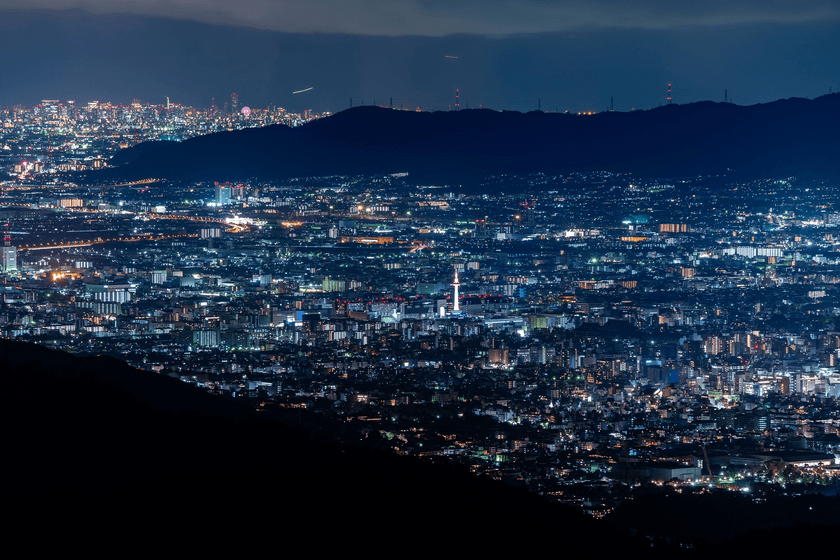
1,2,838,113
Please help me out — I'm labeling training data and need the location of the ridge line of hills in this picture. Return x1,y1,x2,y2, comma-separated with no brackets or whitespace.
98,94,840,185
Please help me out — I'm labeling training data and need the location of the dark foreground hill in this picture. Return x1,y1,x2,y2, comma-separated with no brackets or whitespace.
100,94,840,184
0,339,616,554
3,339,838,555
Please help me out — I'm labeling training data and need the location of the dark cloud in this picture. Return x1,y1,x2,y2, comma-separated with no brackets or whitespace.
1,10,837,113
2,1,839,36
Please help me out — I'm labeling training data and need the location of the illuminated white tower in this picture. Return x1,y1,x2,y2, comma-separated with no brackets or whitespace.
452,268,461,312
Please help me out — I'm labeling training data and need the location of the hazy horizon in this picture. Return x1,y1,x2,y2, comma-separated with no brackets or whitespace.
1,7,837,114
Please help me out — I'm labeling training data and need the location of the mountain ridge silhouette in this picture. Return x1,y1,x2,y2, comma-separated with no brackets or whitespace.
98,94,840,185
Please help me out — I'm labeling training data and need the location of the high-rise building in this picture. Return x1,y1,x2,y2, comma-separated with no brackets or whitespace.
474,218,487,238
1,246,16,273
1,223,17,273
524,203,535,232
215,183,231,205
230,93,239,115
41,100,60,120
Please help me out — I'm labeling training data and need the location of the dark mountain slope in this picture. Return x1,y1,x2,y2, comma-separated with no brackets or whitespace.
2,340,837,554
0,339,612,554
97,94,840,184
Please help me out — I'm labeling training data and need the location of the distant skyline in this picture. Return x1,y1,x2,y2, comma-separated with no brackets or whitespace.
0,5,838,113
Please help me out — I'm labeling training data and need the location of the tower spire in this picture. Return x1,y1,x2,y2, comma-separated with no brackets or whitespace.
452,268,461,313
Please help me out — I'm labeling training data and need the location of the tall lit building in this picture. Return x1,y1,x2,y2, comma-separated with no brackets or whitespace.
1,223,17,273
1,246,16,273
41,100,60,120
215,183,231,205
230,93,239,115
